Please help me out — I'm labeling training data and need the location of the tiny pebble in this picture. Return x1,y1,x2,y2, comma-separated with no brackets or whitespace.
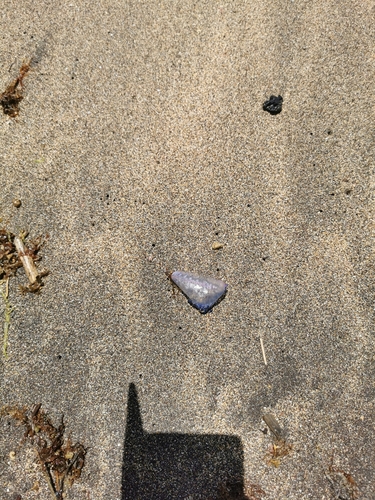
212,241,223,250
13,199,21,208
9,451,16,460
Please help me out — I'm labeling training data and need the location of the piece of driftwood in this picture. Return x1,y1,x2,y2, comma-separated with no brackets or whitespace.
262,414,283,439
14,236,39,285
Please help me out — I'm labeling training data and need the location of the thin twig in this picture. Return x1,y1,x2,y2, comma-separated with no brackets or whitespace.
2,278,13,358
260,337,267,366
58,452,80,494
41,462,58,500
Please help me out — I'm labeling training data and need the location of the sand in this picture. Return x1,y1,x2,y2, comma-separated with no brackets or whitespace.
1,1,374,498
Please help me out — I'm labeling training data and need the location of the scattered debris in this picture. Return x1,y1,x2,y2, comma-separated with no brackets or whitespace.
0,60,32,117
0,229,22,280
323,455,359,500
262,414,283,440
265,439,293,467
170,270,228,314
212,241,223,250
13,199,22,208
1,404,87,500
263,415,292,467
262,95,283,115
1,228,48,356
0,228,49,293
260,337,267,366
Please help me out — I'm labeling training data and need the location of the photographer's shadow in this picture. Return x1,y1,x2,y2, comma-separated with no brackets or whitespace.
121,383,247,500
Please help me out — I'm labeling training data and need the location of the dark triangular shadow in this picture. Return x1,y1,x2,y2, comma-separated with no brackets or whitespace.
121,383,248,500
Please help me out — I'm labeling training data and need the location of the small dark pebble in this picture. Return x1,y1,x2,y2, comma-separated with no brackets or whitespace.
13,199,21,208
263,95,283,115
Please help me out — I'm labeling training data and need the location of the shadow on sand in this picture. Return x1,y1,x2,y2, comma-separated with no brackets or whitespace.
121,383,248,500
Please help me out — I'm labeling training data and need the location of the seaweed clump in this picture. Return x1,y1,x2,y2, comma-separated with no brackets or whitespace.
265,439,293,468
1,404,86,500
0,229,22,279
324,455,359,500
0,60,32,117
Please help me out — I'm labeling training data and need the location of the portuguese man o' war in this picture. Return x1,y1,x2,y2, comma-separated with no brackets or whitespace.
170,271,228,314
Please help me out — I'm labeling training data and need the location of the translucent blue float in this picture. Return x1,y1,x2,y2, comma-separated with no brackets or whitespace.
171,271,228,314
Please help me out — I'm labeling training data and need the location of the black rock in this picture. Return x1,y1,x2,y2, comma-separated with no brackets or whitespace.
263,95,283,115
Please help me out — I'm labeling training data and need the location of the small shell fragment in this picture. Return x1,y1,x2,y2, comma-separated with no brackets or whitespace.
212,241,223,250
171,270,228,314
263,413,283,439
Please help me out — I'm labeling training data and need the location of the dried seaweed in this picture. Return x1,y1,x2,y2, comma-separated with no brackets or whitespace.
1,404,86,500
264,438,293,468
323,455,359,500
0,229,22,280
0,61,31,117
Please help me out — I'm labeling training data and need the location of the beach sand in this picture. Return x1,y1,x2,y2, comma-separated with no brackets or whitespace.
1,1,374,498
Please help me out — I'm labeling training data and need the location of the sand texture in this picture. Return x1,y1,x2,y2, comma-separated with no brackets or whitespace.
1,1,374,498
